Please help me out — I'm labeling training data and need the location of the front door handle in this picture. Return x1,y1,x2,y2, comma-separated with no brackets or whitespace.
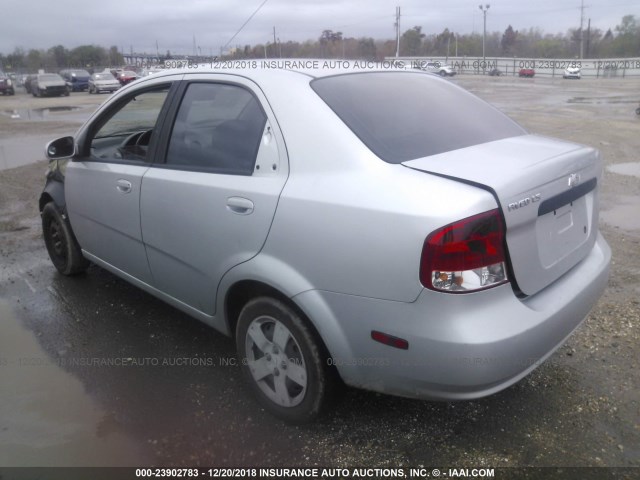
116,179,132,194
226,196,254,215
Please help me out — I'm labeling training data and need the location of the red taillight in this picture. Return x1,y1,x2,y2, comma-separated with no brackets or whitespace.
371,330,409,350
420,209,509,293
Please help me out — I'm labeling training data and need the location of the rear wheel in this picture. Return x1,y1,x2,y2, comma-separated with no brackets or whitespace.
42,202,89,275
236,297,336,423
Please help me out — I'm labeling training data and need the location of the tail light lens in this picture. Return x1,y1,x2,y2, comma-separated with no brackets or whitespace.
420,209,509,293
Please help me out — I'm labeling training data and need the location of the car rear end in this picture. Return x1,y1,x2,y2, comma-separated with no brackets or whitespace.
275,70,610,400
118,70,138,85
0,72,14,95
564,67,581,79
65,70,91,91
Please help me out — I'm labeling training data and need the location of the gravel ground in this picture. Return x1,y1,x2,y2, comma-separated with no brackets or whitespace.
0,77,638,470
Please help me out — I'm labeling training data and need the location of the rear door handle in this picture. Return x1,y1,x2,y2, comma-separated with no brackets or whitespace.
116,179,132,194
226,196,254,215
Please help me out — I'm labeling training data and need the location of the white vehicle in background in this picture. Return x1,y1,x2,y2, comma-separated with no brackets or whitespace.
88,72,121,94
563,66,581,79
141,67,165,77
423,61,456,76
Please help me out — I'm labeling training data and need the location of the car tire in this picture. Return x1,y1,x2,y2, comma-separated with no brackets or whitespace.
439,70,447,76
42,202,89,276
236,296,337,424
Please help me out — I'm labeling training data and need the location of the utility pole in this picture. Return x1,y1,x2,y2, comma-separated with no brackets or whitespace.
586,18,591,57
395,6,401,58
272,26,277,57
479,4,490,68
579,0,585,59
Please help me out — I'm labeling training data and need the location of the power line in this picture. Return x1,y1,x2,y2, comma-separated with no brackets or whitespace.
222,0,269,52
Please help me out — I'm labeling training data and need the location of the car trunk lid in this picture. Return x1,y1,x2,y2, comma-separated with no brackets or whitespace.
402,134,602,296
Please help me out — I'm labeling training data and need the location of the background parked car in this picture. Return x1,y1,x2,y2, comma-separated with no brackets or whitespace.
60,69,91,91
112,69,138,85
88,72,121,94
519,68,535,77
24,74,35,94
424,61,456,76
0,71,15,95
31,73,69,97
563,66,582,79
488,68,502,76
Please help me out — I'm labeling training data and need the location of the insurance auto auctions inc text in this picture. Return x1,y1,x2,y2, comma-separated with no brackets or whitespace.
248,468,495,478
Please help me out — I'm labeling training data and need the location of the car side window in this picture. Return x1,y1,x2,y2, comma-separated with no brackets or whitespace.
165,83,267,175
89,86,170,163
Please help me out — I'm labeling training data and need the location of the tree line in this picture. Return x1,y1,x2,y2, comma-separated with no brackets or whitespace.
396,14,639,59
0,45,125,72
242,14,639,61
1,14,638,72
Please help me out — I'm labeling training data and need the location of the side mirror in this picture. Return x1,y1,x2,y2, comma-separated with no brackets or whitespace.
46,136,75,160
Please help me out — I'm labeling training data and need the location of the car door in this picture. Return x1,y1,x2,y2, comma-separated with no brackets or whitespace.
65,76,180,283
140,76,287,315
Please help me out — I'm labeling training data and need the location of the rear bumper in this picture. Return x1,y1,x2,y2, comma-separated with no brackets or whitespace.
295,232,610,400
41,87,68,96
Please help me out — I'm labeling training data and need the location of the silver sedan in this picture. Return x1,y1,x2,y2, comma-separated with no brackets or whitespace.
40,65,610,423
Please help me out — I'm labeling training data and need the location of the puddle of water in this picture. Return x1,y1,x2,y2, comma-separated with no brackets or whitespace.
607,162,640,179
601,195,640,231
1,106,83,121
0,134,59,170
0,299,148,466
567,96,638,105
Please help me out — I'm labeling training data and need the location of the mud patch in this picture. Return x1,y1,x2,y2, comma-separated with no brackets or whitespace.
0,299,150,466
600,195,640,231
607,162,640,179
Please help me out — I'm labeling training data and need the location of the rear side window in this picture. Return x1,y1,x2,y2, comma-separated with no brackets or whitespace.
311,72,526,163
165,83,267,175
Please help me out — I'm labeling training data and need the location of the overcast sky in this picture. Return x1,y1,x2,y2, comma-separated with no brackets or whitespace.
1,0,638,56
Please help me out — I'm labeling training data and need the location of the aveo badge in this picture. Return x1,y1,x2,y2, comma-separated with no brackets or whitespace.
508,193,541,212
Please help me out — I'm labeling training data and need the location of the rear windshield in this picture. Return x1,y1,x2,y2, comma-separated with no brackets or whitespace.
40,74,62,81
311,72,526,163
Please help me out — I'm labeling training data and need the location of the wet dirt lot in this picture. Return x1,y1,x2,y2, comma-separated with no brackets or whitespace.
0,77,639,470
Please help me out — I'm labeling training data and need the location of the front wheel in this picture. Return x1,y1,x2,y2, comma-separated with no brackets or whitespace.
42,202,89,275
236,297,336,423
636,107,640,115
